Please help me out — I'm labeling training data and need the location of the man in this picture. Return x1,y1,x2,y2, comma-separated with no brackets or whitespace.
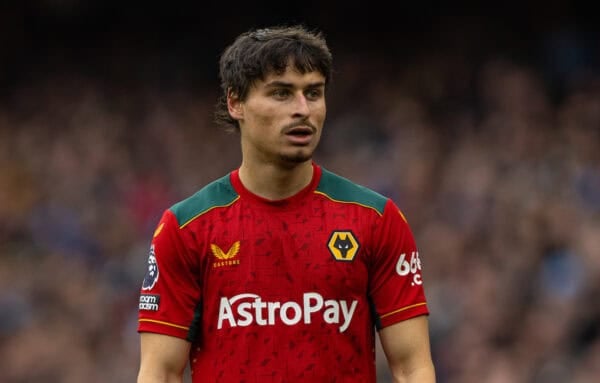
137,25,436,383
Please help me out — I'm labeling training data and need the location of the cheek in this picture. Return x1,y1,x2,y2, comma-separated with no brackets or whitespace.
242,105,268,127
246,102,277,123
242,109,281,142
249,117,276,140
313,105,327,126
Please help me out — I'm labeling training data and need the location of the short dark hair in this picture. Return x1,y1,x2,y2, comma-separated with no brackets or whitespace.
214,25,333,131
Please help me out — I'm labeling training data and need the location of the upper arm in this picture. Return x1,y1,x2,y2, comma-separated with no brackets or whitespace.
378,315,436,383
369,200,429,328
138,332,191,383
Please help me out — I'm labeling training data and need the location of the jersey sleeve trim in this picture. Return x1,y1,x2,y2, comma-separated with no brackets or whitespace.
179,195,240,228
139,318,190,331
376,301,429,330
170,174,240,228
315,167,387,216
379,302,428,319
313,191,384,216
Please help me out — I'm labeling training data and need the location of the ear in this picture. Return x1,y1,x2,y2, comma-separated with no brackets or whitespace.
227,89,244,121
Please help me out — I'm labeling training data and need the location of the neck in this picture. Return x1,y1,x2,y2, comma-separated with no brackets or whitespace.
238,160,314,200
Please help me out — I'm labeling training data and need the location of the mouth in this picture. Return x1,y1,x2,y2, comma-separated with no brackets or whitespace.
284,125,315,144
286,126,314,137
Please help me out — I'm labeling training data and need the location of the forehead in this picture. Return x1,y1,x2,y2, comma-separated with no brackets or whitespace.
258,65,326,87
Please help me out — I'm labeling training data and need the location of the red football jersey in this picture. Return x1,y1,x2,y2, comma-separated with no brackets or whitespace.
138,163,429,382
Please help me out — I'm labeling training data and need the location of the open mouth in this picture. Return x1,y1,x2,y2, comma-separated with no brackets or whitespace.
284,126,314,145
285,126,313,137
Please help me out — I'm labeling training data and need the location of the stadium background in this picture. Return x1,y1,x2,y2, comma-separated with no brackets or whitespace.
1,1,599,382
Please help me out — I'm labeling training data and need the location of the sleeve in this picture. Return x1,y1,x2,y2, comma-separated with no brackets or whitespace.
138,209,202,340
368,199,429,330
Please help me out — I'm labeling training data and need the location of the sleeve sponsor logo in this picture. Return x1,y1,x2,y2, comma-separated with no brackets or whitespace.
139,294,161,311
211,241,241,268
217,292,358,333
396,251,423,286
327,231,360,261
142,244,159,290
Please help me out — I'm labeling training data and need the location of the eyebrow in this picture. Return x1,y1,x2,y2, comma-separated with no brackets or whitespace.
264,80,326,89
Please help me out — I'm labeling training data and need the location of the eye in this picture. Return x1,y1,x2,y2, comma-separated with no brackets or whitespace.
305,88,323,101
271,88,291,99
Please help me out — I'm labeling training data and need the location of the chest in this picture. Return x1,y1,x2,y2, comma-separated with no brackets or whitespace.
195,201,374,298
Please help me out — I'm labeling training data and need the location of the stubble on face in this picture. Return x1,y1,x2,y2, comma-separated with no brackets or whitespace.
278,150,312,165
278,120,320,164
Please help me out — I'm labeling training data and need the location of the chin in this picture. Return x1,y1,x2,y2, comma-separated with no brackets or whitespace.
279,151,313,165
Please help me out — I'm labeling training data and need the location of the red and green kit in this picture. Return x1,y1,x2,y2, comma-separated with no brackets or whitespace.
138,163,429,383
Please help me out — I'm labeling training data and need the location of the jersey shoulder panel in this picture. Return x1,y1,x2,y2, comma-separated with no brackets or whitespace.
169,173,239,228
315,167,388,215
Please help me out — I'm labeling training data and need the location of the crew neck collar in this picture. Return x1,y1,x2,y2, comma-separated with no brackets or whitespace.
230,162,322,208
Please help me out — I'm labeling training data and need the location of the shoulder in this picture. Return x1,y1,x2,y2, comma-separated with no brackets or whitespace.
169,173,239,228
315,167,389,215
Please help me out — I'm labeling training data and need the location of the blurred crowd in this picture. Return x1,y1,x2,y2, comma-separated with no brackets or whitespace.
1,43,599,382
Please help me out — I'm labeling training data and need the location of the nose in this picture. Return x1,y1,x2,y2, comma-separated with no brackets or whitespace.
292,93,310,117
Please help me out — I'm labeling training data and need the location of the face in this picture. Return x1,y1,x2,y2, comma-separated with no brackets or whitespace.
228,65,326,167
